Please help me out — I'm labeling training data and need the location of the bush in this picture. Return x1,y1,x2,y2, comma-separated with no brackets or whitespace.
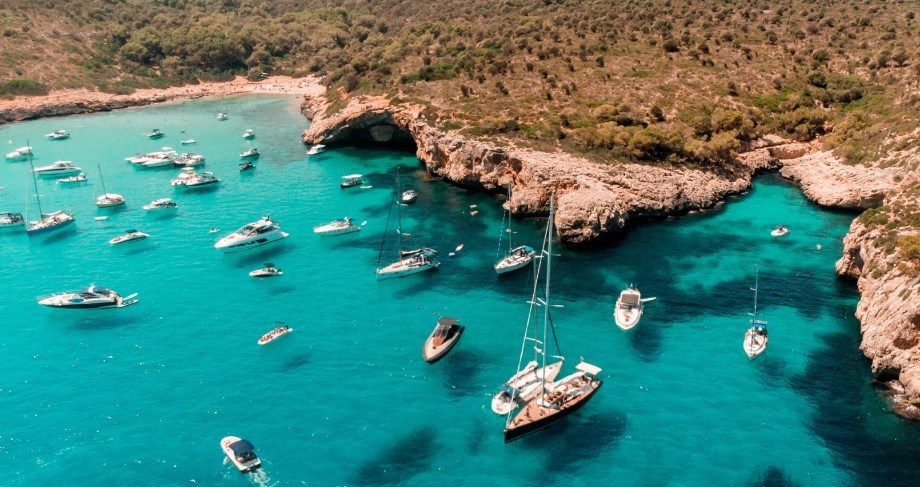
663,38,680,52
0,79,49,97
900,234,920,261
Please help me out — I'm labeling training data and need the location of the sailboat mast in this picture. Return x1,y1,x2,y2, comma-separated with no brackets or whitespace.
540,190,555,398
752,264,759,322
507,186,513,253
396,167,402,256
98,163,108,196
27,142,43,216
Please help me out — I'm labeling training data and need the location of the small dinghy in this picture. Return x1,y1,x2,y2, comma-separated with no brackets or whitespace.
307,144,326,155
180,139,196,145
313,217,361,236
401,189,418,204
143,198,178,211
340,174,364,189
614,284,655,331
249,263,283,278
46,129,70,140
217,112,228,121
239,148,260,159
57,173,86,184
209,228,220,234
422,316,465,364
220,436,261,473
145,129,165,139
239,160,256,172
109,229,149,245
449,243,464,257
771,224,790,237
258,322,293,345
743,265,769,359
242,129,255,139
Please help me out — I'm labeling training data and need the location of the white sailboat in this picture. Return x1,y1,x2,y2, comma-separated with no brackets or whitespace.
743,265,769,359
25,148,75,237
376,168,439,280
494,186,535,275
95,163,125,208
502,190,602,442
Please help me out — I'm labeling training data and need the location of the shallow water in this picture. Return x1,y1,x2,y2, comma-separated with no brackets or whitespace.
1,96,918,486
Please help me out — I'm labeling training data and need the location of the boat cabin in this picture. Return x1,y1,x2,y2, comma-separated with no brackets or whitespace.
229,439,258,463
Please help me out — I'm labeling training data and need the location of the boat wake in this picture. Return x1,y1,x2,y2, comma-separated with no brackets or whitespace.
250,469,276,487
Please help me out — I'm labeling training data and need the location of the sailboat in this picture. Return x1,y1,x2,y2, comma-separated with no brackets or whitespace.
95,163,125,208
743,265,769,359
502,190,602,443
376,168,439,280
494,187,535,275
613,284,656,331
25,147,75,236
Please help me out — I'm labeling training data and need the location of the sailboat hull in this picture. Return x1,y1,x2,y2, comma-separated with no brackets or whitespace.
503,380,602,443
743,330,768,359
26,216,74,236
376,259,439,280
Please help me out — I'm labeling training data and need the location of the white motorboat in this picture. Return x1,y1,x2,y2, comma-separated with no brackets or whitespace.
376,169,439,280
217,112,228,121
258,323,293,344
240,148,260,159
0,211,25,230
57,173,87,184
494,188,535,275
214,216,289,253
170,168,220,188
243,129,255,139
220,436,261,473
491,360,564,415
180,139,196,145
173,153,205,167
743,265,769,359
38,285,138,309
126,148,178,165
34,161,81,177
5,146,32,160
95,163,125,208
340,174,364,189
614,284,655,331
46,129,70,140
306,144,326,155
249,262,283,278
139,156,175,168
771,224,790,237
109,229,149,245
145,128,165,138
142,198,178,211
401,189,418,204
422,317,465,364
313,217,361,236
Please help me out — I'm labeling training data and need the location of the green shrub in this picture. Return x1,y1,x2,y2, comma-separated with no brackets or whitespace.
0,79,49,96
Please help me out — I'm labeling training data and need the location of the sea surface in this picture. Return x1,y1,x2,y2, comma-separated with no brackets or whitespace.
1,95,919,486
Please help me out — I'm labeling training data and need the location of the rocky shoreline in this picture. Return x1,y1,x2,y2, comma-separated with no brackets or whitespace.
303,95,919,418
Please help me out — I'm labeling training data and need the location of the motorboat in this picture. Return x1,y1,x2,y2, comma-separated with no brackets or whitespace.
239,148,260,159
614,284,655,331
258,323,293,345
57,173,87,184
0,211,25,230
401,189,418,204
313,217,361,236
27,210,75,236
217,112,228,121
494,246,535,275
143,198,178,211
109,229,149,245
145,128,165,139
46,129,70,140
37,285,138,309
220,436,261,473
242,129,255,139
34,161,81,177
170,168,220,188
214,216,289,253
422,317,465,364
491,360,564,415
239,160,255,172
126,148,177,165
307,144,326,155
180,139,196,145
94,164,125,208
400,247,438,258
249,263,283,277
743,265,769,359
173,153,205,168
139,156,175,168
5,146,32,160
340,174,364,189
771,224,790,237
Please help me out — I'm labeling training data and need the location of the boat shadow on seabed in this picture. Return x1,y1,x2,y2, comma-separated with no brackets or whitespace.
515,410,629,476
67,314,145,331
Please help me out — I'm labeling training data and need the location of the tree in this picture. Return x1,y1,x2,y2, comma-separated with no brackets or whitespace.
663,38,680,52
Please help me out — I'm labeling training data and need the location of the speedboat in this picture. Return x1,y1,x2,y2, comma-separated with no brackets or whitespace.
239,148,260,159
491,360,564,415
239,160,255,172
145,129,165,139
771,224,790,237
249,263,283,277
173,153,204,167
46,129,70,140
258,323,293,344
306,144,326,155
180,139,196,145
401,189,418,204
614,284,651,331
109,229,149,245
37,285,138,309
214,216,289,253
5,146,32,160
340,174,364,188
96,193,125,208
220,436,260,473
217,112,228,121
143,198,178,211
242,129,255,139
26,210,74,236
494,246,535,275
57,173,87,184
34,161,81,177
422,317,465,364
0,211,25,230
170,168,220,188
313,217,361,236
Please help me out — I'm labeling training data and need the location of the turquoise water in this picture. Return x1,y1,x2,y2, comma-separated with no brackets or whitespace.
2,96,919,486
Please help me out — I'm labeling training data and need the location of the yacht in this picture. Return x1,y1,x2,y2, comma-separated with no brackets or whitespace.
258,323,293,345
170,168,220,188
142,198,178,211
173,153,205,168
249,263,283,278
145,128,165,139
422,317,465,364
340,174,364,189
57,173,87,184
37,285,138,309
771,224,790,237
34,161,81,177
46,129,70,140
95,163,125,208
239,148,260,159
401,189,418,204
27,210,75,236
5,146,32,160
0,211,25,230
126,149,178,165
109,229,149,245
220,436,261,473
214,216,289,253
491,360,564,415
307,144,326,155
614,284,655,331
242,129,255,139
313,217,361,236
139,156,175,168
217,112,228,121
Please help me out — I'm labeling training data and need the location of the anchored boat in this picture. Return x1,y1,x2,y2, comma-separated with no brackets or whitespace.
376,169,438,280
613,284,655,331
422,317,465,364
743,265,769,359
214,216,288,253
494,187,535,275
38,285,138,309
